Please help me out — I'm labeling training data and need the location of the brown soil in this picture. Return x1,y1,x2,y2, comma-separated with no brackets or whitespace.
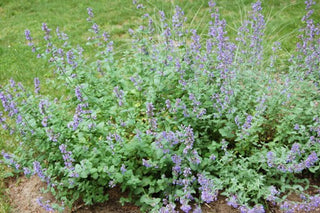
5,176,238,213
4,175,320,213
6,176,141,213
6,176,58,213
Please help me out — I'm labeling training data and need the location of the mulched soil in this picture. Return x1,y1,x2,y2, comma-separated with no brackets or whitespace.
4,175,320,213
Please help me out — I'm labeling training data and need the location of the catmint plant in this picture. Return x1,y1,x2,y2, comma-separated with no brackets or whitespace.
1,1,320,212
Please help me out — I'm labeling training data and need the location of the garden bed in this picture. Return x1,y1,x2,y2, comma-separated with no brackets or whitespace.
1,0,320,212
6,176,238,213
6,176,320,213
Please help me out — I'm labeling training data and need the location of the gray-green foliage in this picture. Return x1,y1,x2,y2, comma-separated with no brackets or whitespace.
0,1,320,212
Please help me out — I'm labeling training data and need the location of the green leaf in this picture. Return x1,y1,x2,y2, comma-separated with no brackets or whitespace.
219,127,234,139
92,172,99,179
140,195,161,206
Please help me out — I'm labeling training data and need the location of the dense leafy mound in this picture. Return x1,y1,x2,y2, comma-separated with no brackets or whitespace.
1,0,319,212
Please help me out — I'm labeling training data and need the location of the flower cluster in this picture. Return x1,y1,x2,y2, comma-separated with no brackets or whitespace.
280,195,320,213
36,197,55,212
59,144,78,178
198,173,218,203
1,1,320,213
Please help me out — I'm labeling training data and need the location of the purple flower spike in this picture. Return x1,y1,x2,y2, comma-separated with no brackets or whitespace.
142,159,152,168
87,8,94,21
92,23,99,34
75,86,84,102
120,164,127,174
305,152,318,168
25,30,32,41
146,102,154,117
34,78,40,94
227,195,238,208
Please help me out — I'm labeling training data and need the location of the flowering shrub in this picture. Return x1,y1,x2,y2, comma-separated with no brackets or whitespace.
1,0,320,212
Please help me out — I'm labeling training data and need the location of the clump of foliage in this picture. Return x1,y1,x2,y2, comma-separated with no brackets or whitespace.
1,0,320,212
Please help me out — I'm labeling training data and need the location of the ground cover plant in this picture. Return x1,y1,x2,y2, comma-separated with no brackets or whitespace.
0,0,320,212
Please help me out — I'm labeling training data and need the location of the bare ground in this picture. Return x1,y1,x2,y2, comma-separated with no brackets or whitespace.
4,175,320,213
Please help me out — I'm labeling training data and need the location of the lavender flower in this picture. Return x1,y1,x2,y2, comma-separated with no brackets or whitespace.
266,151,274,167
33,161,51,185
146,102,154,117
248,205,265,213
108,180,116,188
56,27,68,40
59,144,78,177
182,126,194,154
106,40,113,53
46,128,59,142
66,50,74,65
183,167,191,177
208,1,216,8
280,195,320,213
191,150,201,165
1,151,20,170
266,186,279,205
171,154,182,174
159,11,166,23
227,195,239,208
87,8,94,21
172,6,185,37
165,99,171,109
243,115,253,129
142,159,152,168
92,23,99,34
198,174,218,203
136,4,144,9
209,154,216,161
34,77,40,94
171,154,182,165
236,0,265,65
128,28,134,35
159,202,178,213
221,139,228,151
25,29,32,41
193,206,202,213
75,85,84,102
235,115,240,127
36,197,55,212
305,151,318,168
0,92,10,112
41,23,51,41
113,86,124,106
41,116,48,127
67,103,90,130
180,197,192,213
9,78,15,88
23,167,31,175
8,101,18,117
296,0,320,78
120,164,126,174
0,111,6,124
39,99,50,115
290,143,301,155
190,29,201,54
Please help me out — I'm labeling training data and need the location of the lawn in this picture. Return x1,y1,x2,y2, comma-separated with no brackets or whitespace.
1,0,318,85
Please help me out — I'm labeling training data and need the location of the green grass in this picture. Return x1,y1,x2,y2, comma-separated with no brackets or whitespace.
0,0,319,212
1,0,319,84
